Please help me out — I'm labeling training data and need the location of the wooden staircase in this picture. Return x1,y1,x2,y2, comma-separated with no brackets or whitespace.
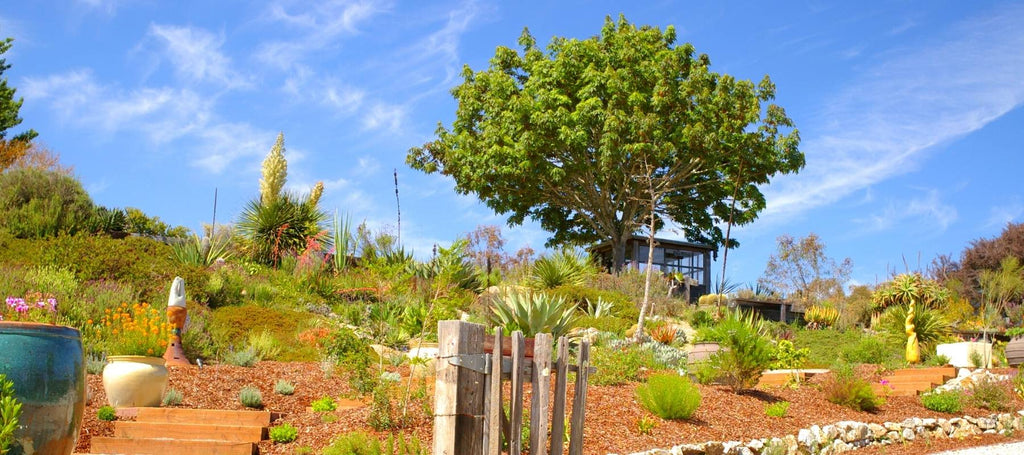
88,408,271,454
758,369,829,387
871,366,957,397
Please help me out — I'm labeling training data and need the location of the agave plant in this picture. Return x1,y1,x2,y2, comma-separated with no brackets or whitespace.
489,291,577,338
528,249,596,289
804,304,840,329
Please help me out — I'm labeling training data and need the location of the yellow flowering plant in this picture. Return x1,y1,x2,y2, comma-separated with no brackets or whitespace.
91,302,170,357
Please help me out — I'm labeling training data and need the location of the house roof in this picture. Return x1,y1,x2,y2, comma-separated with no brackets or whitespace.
589,235,716,253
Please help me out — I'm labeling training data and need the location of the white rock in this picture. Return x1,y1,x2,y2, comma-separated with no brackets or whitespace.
902,428,915,441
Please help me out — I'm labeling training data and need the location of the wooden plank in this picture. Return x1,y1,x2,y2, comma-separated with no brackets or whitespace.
509,331,526,455
529,333,553,455
113,421,266,442
486,328,503,455
433,321,486,455
135,408,272,427
90,437,255,455
568,340,591,455
549,337,569,453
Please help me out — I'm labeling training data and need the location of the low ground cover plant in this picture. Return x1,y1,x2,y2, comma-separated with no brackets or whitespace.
921,389,963,413
274,379,295,395
239,386,262,408
162,389,183,406
322,431,425,455
96,405,116,421
821,364,883,412
970,378,1010,411
312,396,337,412
270,422,298,443
635,373,701,420
765,401,790,417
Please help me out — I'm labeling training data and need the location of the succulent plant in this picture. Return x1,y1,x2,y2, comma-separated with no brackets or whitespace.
489,291,577,338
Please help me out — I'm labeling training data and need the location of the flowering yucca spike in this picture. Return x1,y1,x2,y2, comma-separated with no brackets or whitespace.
308,181,324,206
259,132,287,205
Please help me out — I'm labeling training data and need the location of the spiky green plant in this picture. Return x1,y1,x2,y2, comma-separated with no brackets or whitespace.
237,193,328,266
529,249,596,289
332,211,354,272
170,230,233,267
879,303,952,355
489,291,577,338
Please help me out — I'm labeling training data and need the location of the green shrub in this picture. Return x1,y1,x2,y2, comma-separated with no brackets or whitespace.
236,193,328,266
274,380,295,396
311,396,337,412
693,361,720,385
367,384,396,431
550,285,637,320
969,350,985,369
821,364,883,412
488,290,577,338
0,374,22,452
765,401,790,417
223,346,261,367
971,378,1011,411
841,335,902,366
162,389,183,406
269,422,298,443
771,340,809,370
208,305,317,362
924,354,951,367
921,389,963,413
704,310,774,392
635,373,701,420
590,344,660,386
247,331,282,360
690,309,714,328
96,405,116,421
239,386,263,408
0,168,96,238
323,431,381,455
1015,366,1024,400
573,315,633,336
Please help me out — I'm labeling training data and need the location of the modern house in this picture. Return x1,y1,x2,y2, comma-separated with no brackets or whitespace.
590,236,716,302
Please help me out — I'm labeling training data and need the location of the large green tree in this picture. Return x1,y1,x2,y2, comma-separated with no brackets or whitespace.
408,16,803,269
0,37,36,143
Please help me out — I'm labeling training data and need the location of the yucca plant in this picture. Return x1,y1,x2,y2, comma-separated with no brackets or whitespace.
804,304,840,329
489,291,577,338
170,229,233,267
237,193,328,266
332,210,354,272
528,249,596,289
879,303,952,355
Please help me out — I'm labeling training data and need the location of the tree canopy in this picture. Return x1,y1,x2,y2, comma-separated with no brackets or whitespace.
0,37,36,143
759,233,852,308
408,16,803,269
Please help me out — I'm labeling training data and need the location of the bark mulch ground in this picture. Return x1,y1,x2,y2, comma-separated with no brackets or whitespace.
77,363,1024,455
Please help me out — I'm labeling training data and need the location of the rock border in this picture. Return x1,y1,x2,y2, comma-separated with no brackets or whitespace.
620,411,1024,455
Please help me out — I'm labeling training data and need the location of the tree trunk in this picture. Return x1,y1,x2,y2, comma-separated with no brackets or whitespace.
611,239,627,273
634,211,657,343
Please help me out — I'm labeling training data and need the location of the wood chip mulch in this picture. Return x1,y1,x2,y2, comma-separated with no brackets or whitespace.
77,363,1024,455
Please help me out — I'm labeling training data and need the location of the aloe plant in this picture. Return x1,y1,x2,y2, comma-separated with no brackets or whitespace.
490,291,577,338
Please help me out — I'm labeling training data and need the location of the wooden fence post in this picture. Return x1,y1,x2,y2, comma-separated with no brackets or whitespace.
509,331,526,455
529,333,553,455
568,340,591,455
434,321,486,455
485,328,503,455
549,336,569,452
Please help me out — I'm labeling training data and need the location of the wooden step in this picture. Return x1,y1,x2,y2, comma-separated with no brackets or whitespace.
881,375,945,384
136,408,272,427
873,381,936,396
114,421,266,443
889,367,955,379
90,437,256,455
758,372,807,386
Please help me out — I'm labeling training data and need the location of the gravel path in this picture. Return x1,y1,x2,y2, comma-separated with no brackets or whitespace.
930,441,1024,455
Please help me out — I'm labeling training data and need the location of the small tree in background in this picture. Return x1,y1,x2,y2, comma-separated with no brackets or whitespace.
759,233,852,308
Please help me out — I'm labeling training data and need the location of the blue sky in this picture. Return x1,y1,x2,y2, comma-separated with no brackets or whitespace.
2,1,1023,290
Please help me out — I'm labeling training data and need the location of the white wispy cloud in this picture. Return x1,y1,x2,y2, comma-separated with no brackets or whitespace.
75,0,122,15
362,102,406,131
384,0,482,96
147,24,252,89
762,3,1024,222
985,199,1024,228
854,188,957,233
255,0,390,70
282,65,365,114
21,69,272,173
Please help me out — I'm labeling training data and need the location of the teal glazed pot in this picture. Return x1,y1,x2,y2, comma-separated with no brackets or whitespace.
0,321,86,455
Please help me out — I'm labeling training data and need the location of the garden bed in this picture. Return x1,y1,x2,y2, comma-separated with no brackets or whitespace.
77,362,1024,454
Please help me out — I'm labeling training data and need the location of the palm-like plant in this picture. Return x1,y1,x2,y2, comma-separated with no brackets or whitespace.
237,192,328,266
529,249,596,289
879,303,953,355
489,291,577,338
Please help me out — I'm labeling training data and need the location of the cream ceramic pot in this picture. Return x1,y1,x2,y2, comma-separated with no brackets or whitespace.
102,355,169,407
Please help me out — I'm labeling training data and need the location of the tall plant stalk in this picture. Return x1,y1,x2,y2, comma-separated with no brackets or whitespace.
332,210,353,273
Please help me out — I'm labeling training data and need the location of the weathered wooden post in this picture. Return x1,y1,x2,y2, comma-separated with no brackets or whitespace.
434,321,486,455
